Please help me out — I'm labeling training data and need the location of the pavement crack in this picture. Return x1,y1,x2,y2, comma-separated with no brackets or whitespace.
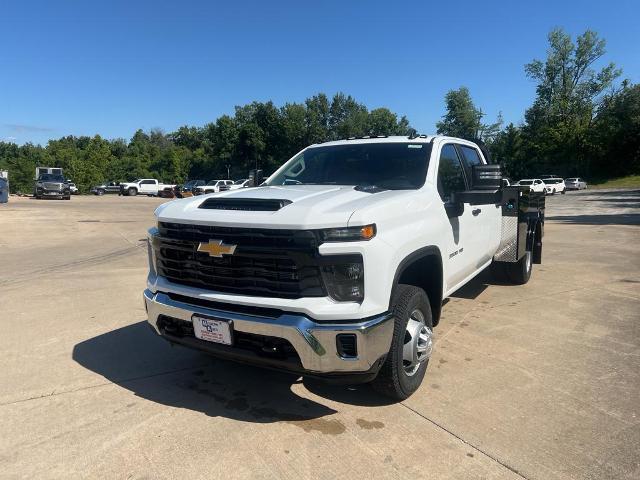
399,402,531,480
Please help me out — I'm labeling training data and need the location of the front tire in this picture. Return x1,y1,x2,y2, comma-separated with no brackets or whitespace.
128,187,137,196
372,285,433,401
97,189,105,196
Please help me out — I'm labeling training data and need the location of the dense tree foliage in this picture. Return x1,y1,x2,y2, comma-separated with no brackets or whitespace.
436,29,637,181
1,29,637,193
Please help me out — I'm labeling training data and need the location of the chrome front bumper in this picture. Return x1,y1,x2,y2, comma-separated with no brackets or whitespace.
144,289,394,374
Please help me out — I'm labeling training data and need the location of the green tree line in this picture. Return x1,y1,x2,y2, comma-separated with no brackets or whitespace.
439,29,639,181
1,29,638,194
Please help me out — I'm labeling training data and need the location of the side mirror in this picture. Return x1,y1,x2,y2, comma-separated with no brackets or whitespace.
471,164,502,190
444,192,464,218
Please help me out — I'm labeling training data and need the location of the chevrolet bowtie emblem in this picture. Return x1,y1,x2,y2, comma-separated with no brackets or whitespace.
197,239,237,257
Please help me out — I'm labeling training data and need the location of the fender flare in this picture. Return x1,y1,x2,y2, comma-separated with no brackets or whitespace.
390,246,444,326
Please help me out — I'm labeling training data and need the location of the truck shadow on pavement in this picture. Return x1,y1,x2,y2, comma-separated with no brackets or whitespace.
72,321,393,429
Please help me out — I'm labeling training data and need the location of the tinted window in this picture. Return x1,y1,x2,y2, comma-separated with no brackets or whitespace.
38,174,65,182
437,144,467,203
141,180,155,185
458,145,483,167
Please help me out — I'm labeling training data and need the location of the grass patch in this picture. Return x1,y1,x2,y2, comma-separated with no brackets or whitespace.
590,175,640,189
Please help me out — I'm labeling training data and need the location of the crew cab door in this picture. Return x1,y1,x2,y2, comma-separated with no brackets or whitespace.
436,143,482,288
139,179,157,194
457,144,502,265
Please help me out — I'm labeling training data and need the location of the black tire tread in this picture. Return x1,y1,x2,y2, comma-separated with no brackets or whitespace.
372,284,431,400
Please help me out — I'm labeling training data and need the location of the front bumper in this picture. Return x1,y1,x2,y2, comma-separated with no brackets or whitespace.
143,289,394,377
37,189,68,197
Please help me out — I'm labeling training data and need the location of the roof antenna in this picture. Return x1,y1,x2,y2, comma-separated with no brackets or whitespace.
407,128,418,140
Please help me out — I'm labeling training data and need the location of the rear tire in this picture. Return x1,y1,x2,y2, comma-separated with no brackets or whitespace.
492,250,532,285
372,285,433,401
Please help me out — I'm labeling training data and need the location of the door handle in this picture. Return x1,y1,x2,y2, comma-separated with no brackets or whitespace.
472,208,482,216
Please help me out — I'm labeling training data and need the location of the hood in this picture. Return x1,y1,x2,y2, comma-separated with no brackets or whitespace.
155,185,412,229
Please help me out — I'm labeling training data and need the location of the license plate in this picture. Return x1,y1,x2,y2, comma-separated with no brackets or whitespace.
192,315,232,345
46,192,60,195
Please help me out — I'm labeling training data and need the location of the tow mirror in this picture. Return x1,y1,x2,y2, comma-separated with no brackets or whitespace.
471,164,502,190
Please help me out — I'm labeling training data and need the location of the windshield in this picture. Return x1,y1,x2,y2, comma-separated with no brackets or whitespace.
519,180,533,185
234,179,246,185
39,174,65,182
266,142,432,190
546,178,562,184
206,180,219,186
566,178,577,182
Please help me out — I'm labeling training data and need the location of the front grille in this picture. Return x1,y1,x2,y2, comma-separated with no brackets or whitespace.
154,222,326,298
43,182,63,190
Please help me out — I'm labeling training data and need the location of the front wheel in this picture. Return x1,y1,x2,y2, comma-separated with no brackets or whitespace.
128,187,137,196
372,285,433,400
97,189,105,196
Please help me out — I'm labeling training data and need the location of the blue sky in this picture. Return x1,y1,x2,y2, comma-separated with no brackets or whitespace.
1,0,638,145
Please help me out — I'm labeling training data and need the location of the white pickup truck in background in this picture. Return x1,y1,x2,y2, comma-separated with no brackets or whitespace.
143,135,545,399
119,179,176,196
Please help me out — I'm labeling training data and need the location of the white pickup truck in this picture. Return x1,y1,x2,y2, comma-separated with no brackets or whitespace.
144,135,545,399
120,179,176,196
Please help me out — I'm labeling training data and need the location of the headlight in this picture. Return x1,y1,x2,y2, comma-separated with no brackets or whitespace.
318,224,376,242
321,255,364,302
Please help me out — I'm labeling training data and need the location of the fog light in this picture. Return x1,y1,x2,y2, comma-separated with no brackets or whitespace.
321,257,364,302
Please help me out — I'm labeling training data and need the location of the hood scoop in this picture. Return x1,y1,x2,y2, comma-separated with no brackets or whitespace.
198,197,292,211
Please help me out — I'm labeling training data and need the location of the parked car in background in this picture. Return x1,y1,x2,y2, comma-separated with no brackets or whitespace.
515,179,547,194
565,178,587,190
119,179,176,196
91,181,122,195
34,173,71,200
68,183,79,195
194,179,234,195
179,179,206,197
542,177,566,194
229,179,251,190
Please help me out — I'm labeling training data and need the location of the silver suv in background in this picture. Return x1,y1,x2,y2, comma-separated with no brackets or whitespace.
34,173,71,200
565,178,587,190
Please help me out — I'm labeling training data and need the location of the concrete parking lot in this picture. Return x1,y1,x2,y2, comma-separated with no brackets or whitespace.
1,190,639,480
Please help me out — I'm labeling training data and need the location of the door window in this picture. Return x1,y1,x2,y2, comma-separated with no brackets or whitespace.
141,180,155,185
458,145,483,167
437,144,467,203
